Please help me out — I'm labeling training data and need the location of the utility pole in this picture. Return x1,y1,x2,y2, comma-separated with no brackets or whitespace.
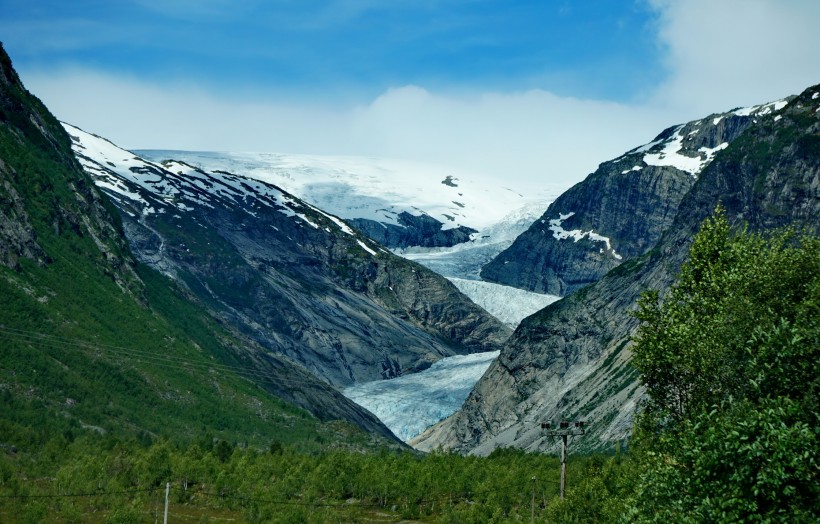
164,481,170,524
541,421,586,500
531,475,536,524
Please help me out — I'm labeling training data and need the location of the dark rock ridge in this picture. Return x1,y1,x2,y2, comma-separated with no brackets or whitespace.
413,84,820,454
349,211,477,249
65,125,511,388
0,45,140,293
481,101,793,296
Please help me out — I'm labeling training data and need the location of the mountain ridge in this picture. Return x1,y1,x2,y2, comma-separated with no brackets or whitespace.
481,98,793,296
66,123,512,387
0,41,399,447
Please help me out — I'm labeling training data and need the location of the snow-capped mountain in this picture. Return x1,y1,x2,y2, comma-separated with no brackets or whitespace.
481,97,794,296
136,150,558,250
63,122,511,390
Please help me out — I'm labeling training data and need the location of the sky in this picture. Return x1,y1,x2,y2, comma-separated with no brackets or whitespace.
2,0,819,191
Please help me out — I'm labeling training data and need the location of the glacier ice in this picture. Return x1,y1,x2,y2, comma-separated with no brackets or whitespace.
343,351,500,443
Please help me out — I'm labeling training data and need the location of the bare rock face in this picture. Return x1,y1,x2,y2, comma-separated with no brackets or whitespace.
349,212,477,249
481,104,791,296
0,161,46,269
65,127,511,387
415,85,820,454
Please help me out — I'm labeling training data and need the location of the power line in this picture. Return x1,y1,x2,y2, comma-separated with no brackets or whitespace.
0,486,163,499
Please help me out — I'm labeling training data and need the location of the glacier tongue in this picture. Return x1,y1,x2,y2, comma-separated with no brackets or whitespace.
447,278,559,329
343,351,500,443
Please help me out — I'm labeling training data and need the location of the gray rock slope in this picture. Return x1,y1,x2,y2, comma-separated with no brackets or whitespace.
65,125,511,388
481,100,793,296
414,85,820,454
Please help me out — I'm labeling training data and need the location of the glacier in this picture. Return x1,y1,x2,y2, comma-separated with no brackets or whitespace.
396,200,552,279
446,278,559,329
343,351,500,443
136,150,556,233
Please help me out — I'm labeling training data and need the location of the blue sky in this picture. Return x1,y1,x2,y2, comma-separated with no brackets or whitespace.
3,1,662,101
2,0,819,189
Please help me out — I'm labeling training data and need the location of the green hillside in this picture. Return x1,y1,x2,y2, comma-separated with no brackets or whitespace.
0,42,390,467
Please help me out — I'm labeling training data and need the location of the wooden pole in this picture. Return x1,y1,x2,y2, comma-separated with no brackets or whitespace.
560,434,568,500
531,476,536,524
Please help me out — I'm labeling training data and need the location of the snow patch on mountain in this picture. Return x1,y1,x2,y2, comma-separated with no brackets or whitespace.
343,351,500,443
447,278,559,328
548,212,622,260
733,99,788,117
624,98,790,178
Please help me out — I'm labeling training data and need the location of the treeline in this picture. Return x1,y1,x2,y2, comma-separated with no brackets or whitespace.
0,434,624,523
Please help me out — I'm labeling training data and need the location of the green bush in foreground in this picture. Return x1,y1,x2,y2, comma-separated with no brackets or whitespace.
628,209,819,522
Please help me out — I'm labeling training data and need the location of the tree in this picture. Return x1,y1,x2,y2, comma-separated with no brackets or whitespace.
627,208,819,522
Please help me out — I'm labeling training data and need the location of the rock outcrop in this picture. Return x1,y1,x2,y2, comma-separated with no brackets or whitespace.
349,212,477,249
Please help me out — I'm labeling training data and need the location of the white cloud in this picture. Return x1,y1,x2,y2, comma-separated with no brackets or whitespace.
16,0,820,194
647,0,820,117
20,68,669,193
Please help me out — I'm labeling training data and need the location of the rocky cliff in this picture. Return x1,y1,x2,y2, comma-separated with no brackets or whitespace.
481,100,792,296
65,125,511,387
414,84,820,454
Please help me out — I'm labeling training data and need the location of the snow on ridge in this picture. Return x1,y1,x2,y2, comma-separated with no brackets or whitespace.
62,123,376,246
548,212,623,261
733,99,788,117
136,150,550,234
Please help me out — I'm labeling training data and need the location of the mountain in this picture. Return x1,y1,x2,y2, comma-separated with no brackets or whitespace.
65,125,511,387
481,98,792,296
0,42,397,448
413,84,820,454
136,150,557,250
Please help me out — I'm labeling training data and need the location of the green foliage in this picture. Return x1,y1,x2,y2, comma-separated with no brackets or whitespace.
0,435,633,523
628,208,819,522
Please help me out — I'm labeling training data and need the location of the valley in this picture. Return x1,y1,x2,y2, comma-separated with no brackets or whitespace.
1,36,817,522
